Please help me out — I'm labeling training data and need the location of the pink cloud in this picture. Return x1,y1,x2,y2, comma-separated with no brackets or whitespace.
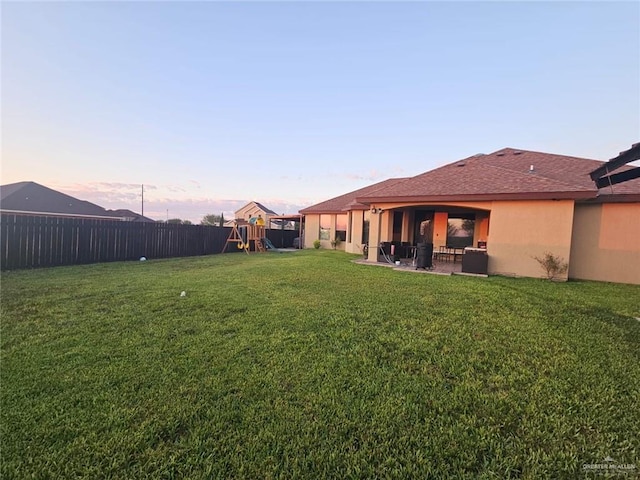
49,181,312,224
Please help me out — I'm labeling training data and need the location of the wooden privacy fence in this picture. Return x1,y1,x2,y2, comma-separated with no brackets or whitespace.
0,214,299,270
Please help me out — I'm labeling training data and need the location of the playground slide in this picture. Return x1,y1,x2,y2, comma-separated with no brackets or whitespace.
262,237,277,250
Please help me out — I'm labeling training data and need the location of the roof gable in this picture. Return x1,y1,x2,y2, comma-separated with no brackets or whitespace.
299,178,408,214
234,201,277,218
253,201,277,215
0,181,32,201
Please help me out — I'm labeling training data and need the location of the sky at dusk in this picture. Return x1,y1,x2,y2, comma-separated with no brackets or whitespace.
2,1,639,223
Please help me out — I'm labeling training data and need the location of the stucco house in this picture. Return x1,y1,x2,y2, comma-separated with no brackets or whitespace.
228,201,278,227
299,146,640,284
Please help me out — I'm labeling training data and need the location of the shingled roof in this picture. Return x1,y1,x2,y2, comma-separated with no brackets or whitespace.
253,201,278,215
357,148,640,204
0,181,114,217
0,181,155,221
299,178,408,214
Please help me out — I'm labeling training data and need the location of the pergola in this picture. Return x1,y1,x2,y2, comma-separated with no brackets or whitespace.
589,142,640,189
268,214,304,246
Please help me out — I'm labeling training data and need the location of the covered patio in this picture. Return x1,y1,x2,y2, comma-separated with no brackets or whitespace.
364,204,491,275
353,255,490,277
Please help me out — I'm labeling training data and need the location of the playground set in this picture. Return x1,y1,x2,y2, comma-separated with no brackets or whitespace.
222,222,276,254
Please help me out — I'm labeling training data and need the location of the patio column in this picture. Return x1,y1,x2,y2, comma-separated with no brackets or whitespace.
367,209,382,261
433,212,448,249
349,211,364,254
402,210,412,243
474,212,490,246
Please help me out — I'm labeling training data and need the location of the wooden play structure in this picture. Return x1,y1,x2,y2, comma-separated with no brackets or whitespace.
222,222,267,254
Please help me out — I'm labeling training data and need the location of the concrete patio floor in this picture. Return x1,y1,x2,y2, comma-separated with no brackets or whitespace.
353,257,488,277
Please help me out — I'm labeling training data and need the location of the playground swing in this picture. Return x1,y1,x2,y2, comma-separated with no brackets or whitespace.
222,222,269,254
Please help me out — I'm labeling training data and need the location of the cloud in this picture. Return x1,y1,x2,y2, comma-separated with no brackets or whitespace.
286,169,392,183
145,197,309,224
344,171,382,181
49,181,314,224
52,182,149,207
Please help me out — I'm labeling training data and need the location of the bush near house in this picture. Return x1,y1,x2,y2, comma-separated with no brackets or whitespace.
534,252,569,280
2,251,639,479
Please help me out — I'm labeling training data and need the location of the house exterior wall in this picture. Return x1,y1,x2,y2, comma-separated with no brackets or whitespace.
303,214,320,248
433,212,449,249
345,211,365,255
486,200,575,279
569,203,640,285
302,213,350,250
325,215,337,250
235,203,270,223
474,213,490,246
367,210,383,261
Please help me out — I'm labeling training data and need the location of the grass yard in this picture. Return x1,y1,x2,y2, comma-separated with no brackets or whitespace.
1,250,639,479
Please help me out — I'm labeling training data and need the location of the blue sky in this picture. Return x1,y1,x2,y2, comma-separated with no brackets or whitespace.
2,1,638,222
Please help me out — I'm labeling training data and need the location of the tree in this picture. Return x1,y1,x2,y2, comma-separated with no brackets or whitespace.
201,214,224,226
447,221,459,238
461,219,475,234
166,218,191,225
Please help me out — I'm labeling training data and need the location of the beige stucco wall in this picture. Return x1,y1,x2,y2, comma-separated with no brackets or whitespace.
345,211,366,255
569,203,640,284
367,210,383,261
236,203,268,222
304,214,320,248
302,213,350,250
486,200,575,279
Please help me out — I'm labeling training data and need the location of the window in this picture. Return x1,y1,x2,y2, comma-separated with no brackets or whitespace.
446,217,474,248
392,211,403,242
414,211,434,244
362,211,370,245
335,214,347,242
319,214,331,240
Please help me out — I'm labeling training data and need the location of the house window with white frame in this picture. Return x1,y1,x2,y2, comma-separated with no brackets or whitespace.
335,214,347,242
319,214,331,241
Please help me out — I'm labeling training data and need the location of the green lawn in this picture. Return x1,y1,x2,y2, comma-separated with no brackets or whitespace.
1,250,639,479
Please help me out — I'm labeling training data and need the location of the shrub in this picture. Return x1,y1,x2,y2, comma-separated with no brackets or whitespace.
313,239,321,249
534,252,568,280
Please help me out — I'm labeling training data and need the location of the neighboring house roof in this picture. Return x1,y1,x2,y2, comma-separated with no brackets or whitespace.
299,178,408,214
106,209,155,223
252,201,278,215
1,181,114,217
357,148,640,204
0,181,154,221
